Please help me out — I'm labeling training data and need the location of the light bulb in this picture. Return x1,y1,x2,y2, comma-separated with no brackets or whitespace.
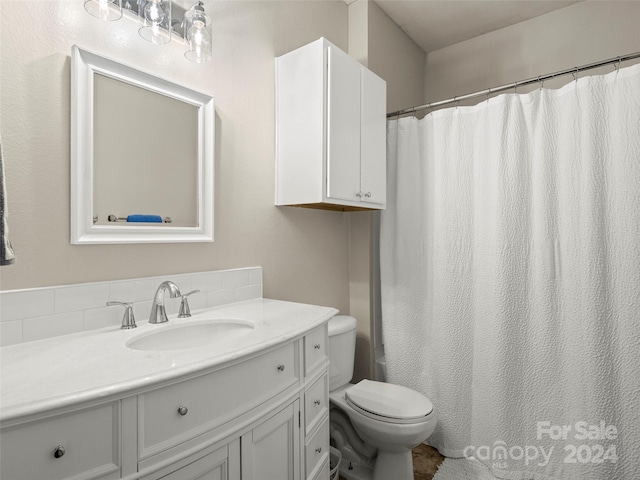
186,19,211,63
144,0,164,26
138,0,171,44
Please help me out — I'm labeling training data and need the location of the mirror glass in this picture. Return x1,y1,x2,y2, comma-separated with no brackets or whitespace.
71,45,214,244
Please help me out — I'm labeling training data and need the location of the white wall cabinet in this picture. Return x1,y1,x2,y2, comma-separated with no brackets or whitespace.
276,38,387,211
0,326,330,480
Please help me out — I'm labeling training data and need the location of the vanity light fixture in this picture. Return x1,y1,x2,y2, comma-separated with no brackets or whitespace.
83,0,212,63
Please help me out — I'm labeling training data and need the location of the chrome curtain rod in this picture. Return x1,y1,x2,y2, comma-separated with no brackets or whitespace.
387,51,640,118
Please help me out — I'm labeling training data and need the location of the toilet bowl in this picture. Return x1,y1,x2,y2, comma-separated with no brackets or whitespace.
328,316,437,480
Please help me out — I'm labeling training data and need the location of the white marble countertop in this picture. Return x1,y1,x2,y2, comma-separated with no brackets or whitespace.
0,298,338,424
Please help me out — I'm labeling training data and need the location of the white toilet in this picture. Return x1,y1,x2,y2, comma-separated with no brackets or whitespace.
328,315,437,480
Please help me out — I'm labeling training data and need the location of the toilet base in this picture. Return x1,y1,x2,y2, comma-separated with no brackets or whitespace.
338,461,373,480
372,450,413,480
337,449,414,480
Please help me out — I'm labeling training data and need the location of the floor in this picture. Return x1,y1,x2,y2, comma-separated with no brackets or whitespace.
339,444,445,480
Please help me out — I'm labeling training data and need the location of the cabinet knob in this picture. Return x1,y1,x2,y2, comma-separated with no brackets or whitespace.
364,192,372,198
355,191,363,198
53,445,66,459
178,406,189,416
277,364,285,372
314,400,321,406
313,343,321,350
315,447,322,454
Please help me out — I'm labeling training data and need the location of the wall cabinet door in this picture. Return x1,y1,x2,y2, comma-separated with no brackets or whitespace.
327,45,386,208
327,45,362,203
360,67,386,206
241,400,300,480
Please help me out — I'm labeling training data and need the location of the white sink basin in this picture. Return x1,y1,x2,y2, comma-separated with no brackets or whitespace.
126,319,255,351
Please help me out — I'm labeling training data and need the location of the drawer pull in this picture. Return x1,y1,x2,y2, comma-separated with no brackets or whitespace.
177,406,189,416
315,447,322,454
313,344,321,350
53,445,66,459
277,364,285,372
314,400,321,406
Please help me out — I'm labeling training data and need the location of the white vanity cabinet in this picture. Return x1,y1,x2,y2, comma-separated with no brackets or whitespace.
0,318,331,480
275,37,387,211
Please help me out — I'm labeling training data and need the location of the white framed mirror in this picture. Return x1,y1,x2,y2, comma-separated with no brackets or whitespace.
71,45,214,244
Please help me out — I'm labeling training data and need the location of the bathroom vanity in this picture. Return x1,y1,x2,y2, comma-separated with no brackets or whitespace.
0,298,336,480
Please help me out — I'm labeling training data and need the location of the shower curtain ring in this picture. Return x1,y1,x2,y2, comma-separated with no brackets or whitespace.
615,57,622,73
537,76,544,90
486,88,492,102
572,67,579,82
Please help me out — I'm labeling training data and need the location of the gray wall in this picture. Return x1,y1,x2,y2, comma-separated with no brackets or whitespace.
1,1,352,314
424,1,640,104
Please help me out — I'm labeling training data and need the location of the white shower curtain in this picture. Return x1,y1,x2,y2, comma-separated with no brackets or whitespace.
380,63,640,480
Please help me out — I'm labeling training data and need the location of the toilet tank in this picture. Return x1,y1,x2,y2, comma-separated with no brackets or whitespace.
328,315,357,391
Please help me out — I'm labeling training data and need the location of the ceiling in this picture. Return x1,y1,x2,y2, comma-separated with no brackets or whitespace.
372,1,580,53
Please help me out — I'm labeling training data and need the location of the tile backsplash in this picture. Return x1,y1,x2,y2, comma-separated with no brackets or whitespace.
0,267,263,347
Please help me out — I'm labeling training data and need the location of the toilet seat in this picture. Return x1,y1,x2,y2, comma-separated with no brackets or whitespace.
345,380,434,425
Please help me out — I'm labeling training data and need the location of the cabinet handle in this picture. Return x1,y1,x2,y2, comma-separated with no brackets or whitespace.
277,364,285,372
314,400,321,406
364,192,372,198
315,447,322,454
314,343,321,350
53,445,66,459
355,191,363,198
178,406,189,416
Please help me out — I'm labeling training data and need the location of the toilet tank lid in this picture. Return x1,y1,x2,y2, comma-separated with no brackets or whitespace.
328,315,357,336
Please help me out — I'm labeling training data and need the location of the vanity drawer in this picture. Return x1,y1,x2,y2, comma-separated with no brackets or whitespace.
304,374,328,436
305,417,329,479
0,402,120,480
304,324,327,377
139,342,298,459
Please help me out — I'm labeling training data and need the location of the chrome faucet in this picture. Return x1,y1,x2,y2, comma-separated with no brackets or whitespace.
149,281,182,324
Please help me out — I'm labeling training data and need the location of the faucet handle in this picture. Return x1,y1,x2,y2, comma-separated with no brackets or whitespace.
107,301,137,330
178,290,200,318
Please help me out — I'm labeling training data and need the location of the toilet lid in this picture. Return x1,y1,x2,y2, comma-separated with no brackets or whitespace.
345,380,433,423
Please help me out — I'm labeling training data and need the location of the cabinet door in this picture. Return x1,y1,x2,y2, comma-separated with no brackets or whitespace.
241,400,300,480
143,441,240,480
327,46,362,203
360,67,386,206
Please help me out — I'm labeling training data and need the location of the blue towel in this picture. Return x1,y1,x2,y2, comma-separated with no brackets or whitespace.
127,215,163,223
